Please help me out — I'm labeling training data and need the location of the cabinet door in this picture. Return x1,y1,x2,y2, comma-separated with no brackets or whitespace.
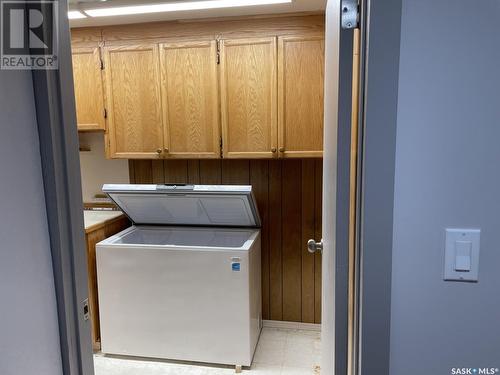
103,44,164,159
278,36,325,158
85,228,105,351
160,41,220,159
220,38,277,159
72,47,105,131
85,216,130,351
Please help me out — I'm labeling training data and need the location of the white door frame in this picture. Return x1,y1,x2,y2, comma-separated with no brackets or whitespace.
321,0,339,370
321,1,365,374
321,0,403,374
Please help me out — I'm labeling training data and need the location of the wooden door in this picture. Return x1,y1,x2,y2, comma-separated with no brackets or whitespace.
72,47,106,131
278,35,325,158
220,37,277,159
159,41,220,159
103,44,164,159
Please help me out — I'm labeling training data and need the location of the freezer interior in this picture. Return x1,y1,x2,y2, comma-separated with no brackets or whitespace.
106,226,258,249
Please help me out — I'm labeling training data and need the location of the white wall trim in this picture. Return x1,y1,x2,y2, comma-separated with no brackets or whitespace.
262,320,321,331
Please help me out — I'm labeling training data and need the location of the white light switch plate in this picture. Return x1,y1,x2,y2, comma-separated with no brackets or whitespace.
444,228,480,282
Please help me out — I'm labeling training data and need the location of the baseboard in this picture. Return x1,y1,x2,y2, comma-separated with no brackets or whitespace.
262,320,321,332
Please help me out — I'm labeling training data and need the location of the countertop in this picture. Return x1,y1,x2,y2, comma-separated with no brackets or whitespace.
84,210,125,233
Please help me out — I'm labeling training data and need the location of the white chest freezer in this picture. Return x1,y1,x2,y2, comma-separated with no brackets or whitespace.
96,184,262,367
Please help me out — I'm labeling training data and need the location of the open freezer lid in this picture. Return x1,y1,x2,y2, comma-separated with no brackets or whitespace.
102,184,261,227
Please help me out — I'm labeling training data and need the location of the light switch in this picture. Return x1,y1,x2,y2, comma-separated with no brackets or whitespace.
444,228,480,282
454,241,472,271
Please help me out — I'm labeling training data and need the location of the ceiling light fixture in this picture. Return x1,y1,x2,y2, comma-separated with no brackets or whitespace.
68,10,87,19
84,0,292,18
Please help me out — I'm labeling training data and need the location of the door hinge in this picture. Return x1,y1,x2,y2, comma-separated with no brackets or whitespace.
82,298,90,321
216,39,221,65
341,0,359,29
100,59,104,70
103,108,107,118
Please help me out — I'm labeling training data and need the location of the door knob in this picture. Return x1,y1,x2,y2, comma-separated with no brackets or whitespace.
307,239,323,254
279,147,285,153
271,147,277,153
156,148,162,154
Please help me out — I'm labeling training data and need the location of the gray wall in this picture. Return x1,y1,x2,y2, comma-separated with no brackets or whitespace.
390,0,500,373
0,72,63,375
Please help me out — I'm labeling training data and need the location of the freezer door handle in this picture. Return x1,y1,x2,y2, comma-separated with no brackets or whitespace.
156,184,194,191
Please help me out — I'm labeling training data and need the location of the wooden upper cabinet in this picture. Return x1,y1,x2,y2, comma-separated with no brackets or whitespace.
278,35,325,158
72,47,106,131
220,37,277,159
159,41,220,159
103,44,164,159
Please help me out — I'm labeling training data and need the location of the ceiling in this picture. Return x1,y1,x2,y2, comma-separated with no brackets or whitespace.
68,0,326,28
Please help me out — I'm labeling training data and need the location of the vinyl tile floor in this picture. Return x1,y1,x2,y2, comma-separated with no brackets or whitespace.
94,327,321,375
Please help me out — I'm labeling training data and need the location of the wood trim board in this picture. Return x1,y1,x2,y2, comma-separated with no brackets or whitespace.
71,14,325,48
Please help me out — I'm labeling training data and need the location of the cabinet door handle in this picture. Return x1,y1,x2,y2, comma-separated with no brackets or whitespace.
279,147,285,153
164,148,169,153
271,147,277,153
156,148,162,154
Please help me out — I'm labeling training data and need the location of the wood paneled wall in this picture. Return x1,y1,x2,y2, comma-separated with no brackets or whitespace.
129,159,322,323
